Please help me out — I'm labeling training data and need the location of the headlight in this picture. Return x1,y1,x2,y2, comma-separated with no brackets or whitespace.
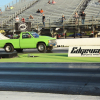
48,40,56,43
48,40,52,43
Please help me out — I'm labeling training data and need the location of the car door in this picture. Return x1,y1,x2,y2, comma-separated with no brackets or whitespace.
20,32,35,48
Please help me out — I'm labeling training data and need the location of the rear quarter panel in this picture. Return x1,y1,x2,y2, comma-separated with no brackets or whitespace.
0,39,20,48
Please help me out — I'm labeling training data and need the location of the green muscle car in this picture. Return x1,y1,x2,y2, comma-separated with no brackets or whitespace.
0,31,57,53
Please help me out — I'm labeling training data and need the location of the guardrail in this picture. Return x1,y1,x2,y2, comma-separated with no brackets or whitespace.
1,15,100,30
29,16,100,28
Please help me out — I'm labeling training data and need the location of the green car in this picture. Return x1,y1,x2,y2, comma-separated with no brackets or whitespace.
0,31,57,53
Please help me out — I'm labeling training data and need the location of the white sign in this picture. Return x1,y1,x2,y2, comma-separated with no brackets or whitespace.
68,46,100,57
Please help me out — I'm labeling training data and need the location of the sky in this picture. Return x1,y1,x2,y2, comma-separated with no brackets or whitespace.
0,0,13,7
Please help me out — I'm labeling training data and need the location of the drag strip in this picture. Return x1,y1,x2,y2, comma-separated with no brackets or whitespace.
0,63,100,96
0,47,68,53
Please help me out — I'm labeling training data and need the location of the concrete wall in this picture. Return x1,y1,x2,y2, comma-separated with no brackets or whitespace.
56,38,100,46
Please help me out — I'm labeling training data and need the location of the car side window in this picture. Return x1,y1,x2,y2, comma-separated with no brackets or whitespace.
22,33,31,39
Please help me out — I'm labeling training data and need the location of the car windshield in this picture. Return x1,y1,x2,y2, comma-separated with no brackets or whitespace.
30,32,39,38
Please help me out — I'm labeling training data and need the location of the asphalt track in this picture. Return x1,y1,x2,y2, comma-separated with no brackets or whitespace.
0,63,100,96
0,47,100,96
0,47,68,53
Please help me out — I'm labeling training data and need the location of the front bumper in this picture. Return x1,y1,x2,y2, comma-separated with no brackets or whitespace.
49,43,57,46
48,42,57,46
48,39,57,46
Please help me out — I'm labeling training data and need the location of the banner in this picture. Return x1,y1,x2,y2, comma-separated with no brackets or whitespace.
68,46,100,57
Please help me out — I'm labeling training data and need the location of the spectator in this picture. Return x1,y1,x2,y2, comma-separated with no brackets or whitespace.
48,0,51,4
21,17,25,23
81,11,86,24
29,15,34,19
74,12,79,25
40,9,44,13
95,0,100,5
10,6,14,10
42,14,45,27
36,9,40,13
62,15,66,24
52,0,56,4
98,0,100,4
6,6,9,10
15,16,19,22
0,9,2,15
28,35,31,38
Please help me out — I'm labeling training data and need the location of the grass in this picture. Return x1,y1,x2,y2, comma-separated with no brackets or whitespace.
0,53,100,63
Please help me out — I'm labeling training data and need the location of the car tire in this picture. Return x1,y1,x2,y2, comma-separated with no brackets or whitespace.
37,43,46,53
46,46,53,51
5,44,14,52
16,49,23,52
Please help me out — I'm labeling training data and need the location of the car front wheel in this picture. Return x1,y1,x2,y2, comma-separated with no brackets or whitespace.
37,43,46,53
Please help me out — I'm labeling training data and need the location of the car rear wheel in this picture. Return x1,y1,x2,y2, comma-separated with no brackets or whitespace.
37,43,46,53
46,46,53,51
5,44,14,52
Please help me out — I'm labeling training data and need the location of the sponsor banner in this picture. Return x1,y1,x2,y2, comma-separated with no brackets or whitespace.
18,23,28,31
68,46,100,57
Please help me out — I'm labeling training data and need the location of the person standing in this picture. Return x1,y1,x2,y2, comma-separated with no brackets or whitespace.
15,16,19,22
62,15,66,24
42,14,45,27
74,12,79,25
81,11,86,24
